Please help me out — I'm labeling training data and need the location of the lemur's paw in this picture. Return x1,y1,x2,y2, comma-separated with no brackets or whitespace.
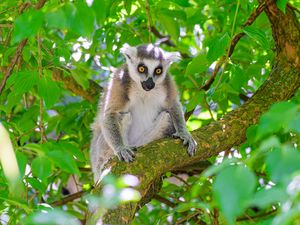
172,132,197,156
116,146,136,162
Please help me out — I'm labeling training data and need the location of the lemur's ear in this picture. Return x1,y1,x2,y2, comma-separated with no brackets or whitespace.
164,51,181,65
120,43,137,62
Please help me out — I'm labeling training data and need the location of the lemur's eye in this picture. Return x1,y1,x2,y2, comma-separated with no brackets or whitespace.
137,64,147,73
155,67,163,75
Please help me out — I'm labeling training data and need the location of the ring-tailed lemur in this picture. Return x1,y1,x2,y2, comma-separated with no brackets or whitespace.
90,43,197,182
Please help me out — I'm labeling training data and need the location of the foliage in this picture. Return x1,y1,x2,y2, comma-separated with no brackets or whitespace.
0,0,299,224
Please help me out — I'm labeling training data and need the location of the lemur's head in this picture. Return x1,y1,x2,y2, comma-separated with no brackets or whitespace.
121,43,180,91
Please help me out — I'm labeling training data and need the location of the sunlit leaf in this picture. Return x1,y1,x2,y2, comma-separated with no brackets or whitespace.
266,147,300,184
47,150,80,175
213,165,256,225
38,77,61,108
185,54,208,76
207,33,230,62
31,156,52,183
243,26,269,49
12,9,44,44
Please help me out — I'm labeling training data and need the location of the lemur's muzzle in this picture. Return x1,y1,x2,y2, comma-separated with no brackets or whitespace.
141,78,155,91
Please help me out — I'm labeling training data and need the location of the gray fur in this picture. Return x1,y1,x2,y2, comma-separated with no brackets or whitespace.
90,43,197,183
136,44,164,60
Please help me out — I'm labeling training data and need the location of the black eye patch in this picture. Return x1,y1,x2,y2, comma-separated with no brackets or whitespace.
154,66,163,76
137,64,148,74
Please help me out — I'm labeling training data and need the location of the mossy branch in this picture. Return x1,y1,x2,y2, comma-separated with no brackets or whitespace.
87,1,300,224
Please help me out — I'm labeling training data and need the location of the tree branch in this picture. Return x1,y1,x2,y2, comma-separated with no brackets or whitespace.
51,190,86,207
185,1,267,119
87,1,300,224
51,68,102,103
0,0,48,95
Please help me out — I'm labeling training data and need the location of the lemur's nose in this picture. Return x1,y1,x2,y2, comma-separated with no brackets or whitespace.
141,78,155,91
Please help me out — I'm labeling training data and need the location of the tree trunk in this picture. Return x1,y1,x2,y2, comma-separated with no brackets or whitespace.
87,1,300,224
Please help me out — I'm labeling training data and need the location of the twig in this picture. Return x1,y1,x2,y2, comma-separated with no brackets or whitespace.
171,173,190,187
145,0,152,43
153,194,206,224
212,208,219,225
237,209,277,222
203,1,267,92
51,67,101,102
16,126,38,141
153,194,176,208
175,211,205,225
150,26,175,47
37,32,45,143
0,39,27,94
213,0,241,92
204,95,215,121
185,1,267,120
288,3,300,14
0,0,48,95
149,26,190,58
0,24,13,28
51,190,86,207
0,5,18,15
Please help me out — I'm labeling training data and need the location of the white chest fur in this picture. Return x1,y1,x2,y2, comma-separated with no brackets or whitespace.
125,85,167,146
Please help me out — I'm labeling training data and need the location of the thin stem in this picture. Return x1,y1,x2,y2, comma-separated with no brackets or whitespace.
51,190,86,207
37,32,44,143
145,0,152,43
203,95,215,121
214,0,240,91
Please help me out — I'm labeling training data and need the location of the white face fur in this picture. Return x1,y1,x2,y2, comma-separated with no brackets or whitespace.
120,43,180,91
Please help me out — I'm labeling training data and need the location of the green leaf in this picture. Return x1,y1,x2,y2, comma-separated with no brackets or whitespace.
157,14,180,40
251,187,288,209
175,201,210,212
287,112,300,133
170,0,191,7
26,177,47,193
12,9,44,44
16,151,27,178
276,0,289,13
45,7,68,29
6,71,39,95
25,209,81,225
47,150,80,175
203,158,238,177
213,165,256,225
57,142,85,162
124,0,132,15
38,77,61,108
266,147,300,184
259,136,281,152
272,206,300,225
31,156,52,183
242,26,269,49
91,0,107,25
207,33,230,62
185,54,208,76
72,2,95,37
22,46,31,62
256,102,298,140
186,92,204,112
71,70,89,90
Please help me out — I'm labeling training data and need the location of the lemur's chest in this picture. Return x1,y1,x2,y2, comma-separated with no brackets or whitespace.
129,87,167,123
125,87,168,144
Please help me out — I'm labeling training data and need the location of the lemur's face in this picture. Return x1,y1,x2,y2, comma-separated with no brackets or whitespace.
121,43,180,91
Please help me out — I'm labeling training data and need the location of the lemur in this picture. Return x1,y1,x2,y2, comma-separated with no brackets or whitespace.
90,43,197,182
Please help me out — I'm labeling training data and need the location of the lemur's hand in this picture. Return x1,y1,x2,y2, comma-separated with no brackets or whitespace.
173,132,197,156
116,146,136,162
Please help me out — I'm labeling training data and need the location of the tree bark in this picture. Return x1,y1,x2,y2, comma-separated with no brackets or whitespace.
87,1,300,224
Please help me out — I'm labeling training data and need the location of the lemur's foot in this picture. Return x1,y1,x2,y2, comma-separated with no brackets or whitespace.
173,132,197,156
